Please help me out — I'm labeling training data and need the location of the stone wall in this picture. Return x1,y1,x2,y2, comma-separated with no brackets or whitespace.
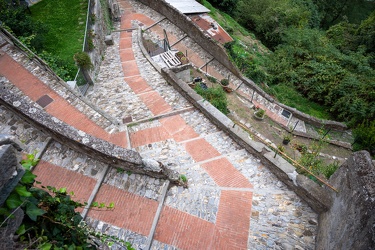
0,135,25,249
89,0,112,78
0,83,179,183
137,0,347,131
316,151,375,250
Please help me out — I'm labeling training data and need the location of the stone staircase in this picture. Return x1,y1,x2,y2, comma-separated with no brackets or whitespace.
1,40,122,134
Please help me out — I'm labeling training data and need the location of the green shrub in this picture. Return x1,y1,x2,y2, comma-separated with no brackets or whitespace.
255,108,265,117
195,85,229,114
73,51,93,70
353,120,375,156
207,75,217,83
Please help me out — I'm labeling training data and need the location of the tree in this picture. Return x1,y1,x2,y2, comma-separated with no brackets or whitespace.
208,0,238,15
353,120,375,156
266,27,375,125
236,0,314,49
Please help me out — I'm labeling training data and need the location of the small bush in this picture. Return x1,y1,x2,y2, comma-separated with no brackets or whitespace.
207,75,217,83
255,109,265,118
195,85,229,114
74,52,93,70
353,120,375,156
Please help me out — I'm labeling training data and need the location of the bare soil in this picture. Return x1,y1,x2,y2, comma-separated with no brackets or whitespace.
226,92,353,166
189,67,353,167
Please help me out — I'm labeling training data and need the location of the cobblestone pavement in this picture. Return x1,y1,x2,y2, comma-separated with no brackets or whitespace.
0,0,318,249
85,0,317,249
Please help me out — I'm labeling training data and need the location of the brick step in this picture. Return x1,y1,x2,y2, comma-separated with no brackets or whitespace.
1,45,120,131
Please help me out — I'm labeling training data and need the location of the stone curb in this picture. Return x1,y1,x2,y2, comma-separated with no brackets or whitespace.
144,180,170,250
81,164,110,219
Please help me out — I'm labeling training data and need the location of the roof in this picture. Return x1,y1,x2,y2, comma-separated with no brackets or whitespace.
165,0,210,14
191,14,233,44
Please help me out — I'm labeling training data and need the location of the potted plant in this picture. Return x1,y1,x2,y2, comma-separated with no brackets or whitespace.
254,108,265,120
283,134,291,145
176,51,184,59
180,56,189,64
220,78,229,86
220,78,232,93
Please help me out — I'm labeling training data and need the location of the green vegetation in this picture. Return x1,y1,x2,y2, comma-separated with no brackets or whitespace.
255,108,265,118
220,78,229,86
195,84,229,114
268,84,331,119
0,153,134,249
353,120,375,156
74,51,93,70
298,130,339,179
204,0,375,156
29,0,87,79
0,0,87,80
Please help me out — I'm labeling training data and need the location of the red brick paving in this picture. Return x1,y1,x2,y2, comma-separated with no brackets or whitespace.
160,116,199,142
154,206,216,249
215,190,252,249
201,158,253,188
0,53,128,148
125,75,153,94
130,126,170,148
122,60,140,77
191,14,233,44
119,48,135,61
184,138,221,162
120,31,133,39
32,161,96,204
138,91,173,115
119,37,132,49
88,184,158,236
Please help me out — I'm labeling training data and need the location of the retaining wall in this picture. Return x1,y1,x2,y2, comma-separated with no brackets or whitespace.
137,0,347,131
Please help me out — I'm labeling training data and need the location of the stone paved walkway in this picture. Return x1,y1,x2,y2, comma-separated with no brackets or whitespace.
0,0,318,249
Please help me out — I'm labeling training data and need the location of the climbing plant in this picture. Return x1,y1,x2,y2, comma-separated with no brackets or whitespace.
0,153,134,249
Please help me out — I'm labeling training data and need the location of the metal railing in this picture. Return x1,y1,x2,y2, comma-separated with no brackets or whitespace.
73,0,94,95
234,121,338,192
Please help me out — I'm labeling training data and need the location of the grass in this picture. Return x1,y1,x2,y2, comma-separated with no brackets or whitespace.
269,84,332,120
30,0,87,76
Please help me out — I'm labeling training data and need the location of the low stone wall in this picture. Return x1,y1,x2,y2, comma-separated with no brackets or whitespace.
137,0,348,131
161,66,332,213
0,84,179,183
